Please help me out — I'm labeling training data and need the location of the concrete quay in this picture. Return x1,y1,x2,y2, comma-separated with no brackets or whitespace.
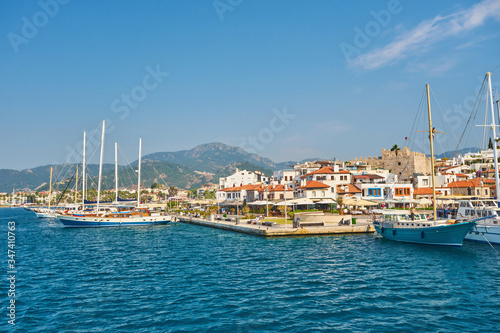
176,215,375,237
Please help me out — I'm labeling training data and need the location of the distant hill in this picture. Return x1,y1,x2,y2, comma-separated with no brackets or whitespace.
141,142,280,173
0,143,320,192
434,147,481,159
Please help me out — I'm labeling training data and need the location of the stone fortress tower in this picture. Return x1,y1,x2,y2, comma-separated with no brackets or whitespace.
349,147,432,180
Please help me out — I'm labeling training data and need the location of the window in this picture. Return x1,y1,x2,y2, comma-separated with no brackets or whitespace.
321,191,325,197
280,194,284,199
312,191,316,197
331,176,334,180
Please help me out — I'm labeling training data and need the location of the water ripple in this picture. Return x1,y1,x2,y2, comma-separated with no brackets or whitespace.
1,209,499,332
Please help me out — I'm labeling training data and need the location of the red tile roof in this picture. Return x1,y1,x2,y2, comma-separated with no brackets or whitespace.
414,188,442,195
300,167,350,178
447,178,492,188
300,181,331,189
336,184,361,194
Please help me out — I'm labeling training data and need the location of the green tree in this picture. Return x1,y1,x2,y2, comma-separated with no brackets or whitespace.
390,144,401,152
169,186,178,197
489,137,494,149
151,182,159,189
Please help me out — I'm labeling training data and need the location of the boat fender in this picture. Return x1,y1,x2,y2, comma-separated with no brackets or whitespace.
392,228,396,236
381,227,385,234
421,231,425,239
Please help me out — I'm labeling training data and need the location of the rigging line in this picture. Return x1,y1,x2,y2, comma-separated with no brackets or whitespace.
463,84,487,152
117,144,137,188
482,92,489,149
453,76,488,158
152,164,170,189
408,88,427,143
117,144,136,189
55,169,77,206
429,87,460,150
491,64,500,73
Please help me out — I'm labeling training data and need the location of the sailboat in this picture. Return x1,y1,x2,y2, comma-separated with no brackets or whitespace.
34,166,58,218
455,72,500,245
373,84,476,246
57,120,172,227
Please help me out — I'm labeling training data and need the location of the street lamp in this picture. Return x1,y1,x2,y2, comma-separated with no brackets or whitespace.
265,188,269,217
284,184,287,229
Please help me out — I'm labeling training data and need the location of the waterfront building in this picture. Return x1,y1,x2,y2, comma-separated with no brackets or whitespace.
219,169,270,189
446,178,492,197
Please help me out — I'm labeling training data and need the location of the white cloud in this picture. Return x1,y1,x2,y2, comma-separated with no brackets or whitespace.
351,0,500,70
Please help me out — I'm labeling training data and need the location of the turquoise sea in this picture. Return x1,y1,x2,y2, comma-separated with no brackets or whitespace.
1,208,500,332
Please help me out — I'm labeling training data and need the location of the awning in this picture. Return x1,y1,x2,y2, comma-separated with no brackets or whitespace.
247,200,269,205
274,198,315,206
314,199,336,204
343,198,379,206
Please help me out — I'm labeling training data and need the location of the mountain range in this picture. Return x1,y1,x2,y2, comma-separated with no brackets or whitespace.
0,143,315,193
3,143,481,193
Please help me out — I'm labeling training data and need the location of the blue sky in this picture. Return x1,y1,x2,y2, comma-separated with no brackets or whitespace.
1,0,500,170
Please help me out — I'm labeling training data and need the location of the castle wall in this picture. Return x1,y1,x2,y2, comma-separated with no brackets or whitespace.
349,147,431,179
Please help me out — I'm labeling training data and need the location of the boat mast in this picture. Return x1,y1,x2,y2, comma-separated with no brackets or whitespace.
48,166,53,210
487,72,500,207
82,131,86,207
115,142,118,203
137,138,142,207
426,84,437,220
96,120,106,212
75,165,78,203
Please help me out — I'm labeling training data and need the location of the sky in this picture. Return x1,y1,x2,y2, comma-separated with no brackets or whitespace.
1,0,500,170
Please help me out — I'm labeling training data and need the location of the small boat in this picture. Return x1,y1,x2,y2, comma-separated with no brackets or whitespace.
35,167,57,218
373,84,475,246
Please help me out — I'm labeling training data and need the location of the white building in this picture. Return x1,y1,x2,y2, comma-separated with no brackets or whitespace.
219,169,270,189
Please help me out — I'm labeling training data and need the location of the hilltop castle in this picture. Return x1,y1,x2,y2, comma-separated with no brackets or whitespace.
349,147,432,180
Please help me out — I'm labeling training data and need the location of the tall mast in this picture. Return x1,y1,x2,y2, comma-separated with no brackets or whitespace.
487,73,500,207
82,132,86,206
48,166,53,210
75,165,78,203
137,138,142,207
115,142,119,203
426,84,437,220
96,120,106,212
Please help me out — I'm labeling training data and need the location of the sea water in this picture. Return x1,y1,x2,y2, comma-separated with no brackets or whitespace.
1,209,499,332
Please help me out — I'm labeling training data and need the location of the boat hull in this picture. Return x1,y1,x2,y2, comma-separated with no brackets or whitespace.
36,212,57,218
57,214,172,228
374,221,476,246
464,224,500,244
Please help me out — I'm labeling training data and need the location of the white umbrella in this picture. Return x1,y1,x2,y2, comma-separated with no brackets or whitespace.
248,200,268,205
315,199,336,204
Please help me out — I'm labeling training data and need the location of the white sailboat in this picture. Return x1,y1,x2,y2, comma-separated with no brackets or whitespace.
458,72,500,245
373,84,476,246
35,166,57,218
57,121,172,227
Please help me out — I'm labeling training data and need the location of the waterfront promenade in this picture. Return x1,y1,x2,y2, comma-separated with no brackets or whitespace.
176,215,375,237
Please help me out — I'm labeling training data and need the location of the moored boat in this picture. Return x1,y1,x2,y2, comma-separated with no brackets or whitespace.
57,121,171,227
373,210,476,246
373,84,475,246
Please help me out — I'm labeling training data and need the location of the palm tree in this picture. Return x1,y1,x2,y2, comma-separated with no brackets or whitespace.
390,144,401,152
169,186,178,197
